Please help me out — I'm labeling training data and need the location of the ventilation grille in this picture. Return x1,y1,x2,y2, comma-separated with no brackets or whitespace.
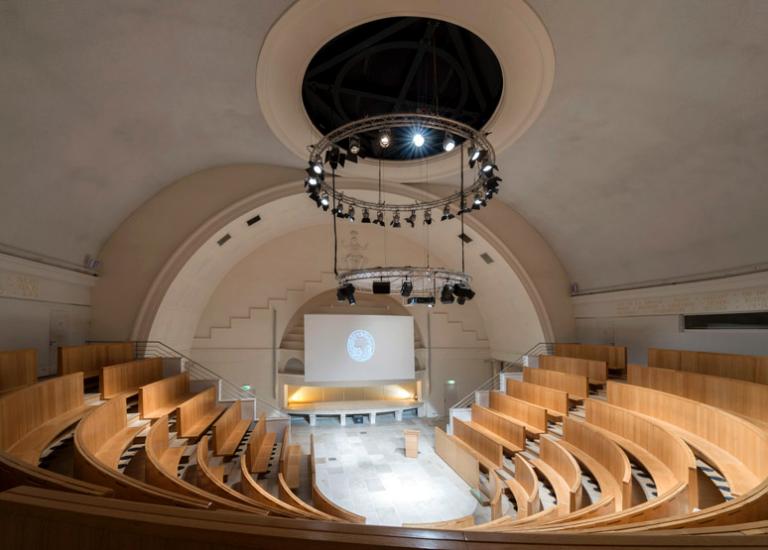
246,214,261,226
217,234,232,246
459,233,473,244
480,252,494,264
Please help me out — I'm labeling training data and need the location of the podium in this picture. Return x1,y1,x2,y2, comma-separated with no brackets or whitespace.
404,429,419,458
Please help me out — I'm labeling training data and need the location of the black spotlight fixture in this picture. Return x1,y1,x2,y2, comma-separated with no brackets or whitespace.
325,147,346,170
480,161,497,175
458,199,471,215
400,280,413,297
375,210,385,226
336,283,356,305
347,205,355,222
472,193,486,210
468,146,487,169
442,133,456,152
453,284,476,305
309,159,324,176
361,208,371,223
483,175,501,197
441,205,455,221
440,284,455,304
320,192,330,211
423,209,432,225
390,211,401,228
405,210,416,228
379,129,392,149
348,135,361,157
334,203,346,218
309,191,322,208
372,281,391,294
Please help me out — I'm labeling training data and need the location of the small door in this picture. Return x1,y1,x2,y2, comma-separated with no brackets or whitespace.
443,379,459,414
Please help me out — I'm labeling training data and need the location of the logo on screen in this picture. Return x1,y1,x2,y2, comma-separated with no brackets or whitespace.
347,330,375,362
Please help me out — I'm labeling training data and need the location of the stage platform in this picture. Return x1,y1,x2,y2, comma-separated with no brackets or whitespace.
285,399,422,426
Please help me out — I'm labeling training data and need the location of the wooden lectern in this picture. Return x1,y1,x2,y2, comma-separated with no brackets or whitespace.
404,429,419,458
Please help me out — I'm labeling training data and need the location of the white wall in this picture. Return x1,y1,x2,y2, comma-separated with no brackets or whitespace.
573,272,768,364
0,253,94,376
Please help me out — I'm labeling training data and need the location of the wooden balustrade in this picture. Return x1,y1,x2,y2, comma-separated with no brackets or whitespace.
523,368,589,400
648,348,768,384
539,355,608,385
100,357,163,400
0,348,36,394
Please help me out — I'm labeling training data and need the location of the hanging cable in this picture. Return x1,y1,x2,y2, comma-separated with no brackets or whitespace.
460,144,465,272
332,166,338,276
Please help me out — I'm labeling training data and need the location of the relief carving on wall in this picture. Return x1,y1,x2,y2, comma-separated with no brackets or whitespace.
340,230,369,270
0,273,40,299
614,287,768,316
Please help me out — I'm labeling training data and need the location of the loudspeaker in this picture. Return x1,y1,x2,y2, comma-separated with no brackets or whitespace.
372,281,391,294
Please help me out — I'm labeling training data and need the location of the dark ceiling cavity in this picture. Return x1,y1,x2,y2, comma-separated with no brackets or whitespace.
302,17,503,161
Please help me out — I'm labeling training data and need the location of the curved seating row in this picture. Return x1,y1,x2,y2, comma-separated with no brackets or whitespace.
0,348,36,395
488,390,547,435
58,342,134,379
648,348,768,384
101,357,163,400
523,367,589,400
505,378,569,418
539,355,608,385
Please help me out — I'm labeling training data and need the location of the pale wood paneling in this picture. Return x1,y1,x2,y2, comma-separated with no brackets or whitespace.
540,355,608,384
138,372,192,420
176,386,225,439
506,379,569,416
434,427,479,488
0,349,36,394
212,400,250,457
514,454,541,515
100,358,163,400
539,434,582,512
488,390,548,433
648,348,768,384
471,404,526,451
452,417,503,467
523,368,589,400
554,343,627,373
58,342,135,379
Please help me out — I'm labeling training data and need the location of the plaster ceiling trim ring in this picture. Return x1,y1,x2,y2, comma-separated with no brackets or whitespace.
256,0,555,181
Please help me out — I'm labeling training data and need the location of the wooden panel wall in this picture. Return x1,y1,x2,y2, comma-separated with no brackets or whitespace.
434,427,479,488
0,373,84,451
648,348,768,384
523,368,589,400
586,398,696,490
452,418,503,467
471,404,526,450
540,355,608,384
564,417,632,508
58,343,135,378
138,373,189,419
506,379,569,415
488,390,548,432
101,358,163,400
176,386,217,438
608,381,768,479
0,349,37,394
555,343,627,372
627,364,768,424
212,401,243,456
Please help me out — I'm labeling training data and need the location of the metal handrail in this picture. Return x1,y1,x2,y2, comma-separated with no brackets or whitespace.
450,342,555,410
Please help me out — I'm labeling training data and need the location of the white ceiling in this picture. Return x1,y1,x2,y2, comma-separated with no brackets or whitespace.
1,0,767,290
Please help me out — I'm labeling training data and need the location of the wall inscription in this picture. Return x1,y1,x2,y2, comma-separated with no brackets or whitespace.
0,273,40,299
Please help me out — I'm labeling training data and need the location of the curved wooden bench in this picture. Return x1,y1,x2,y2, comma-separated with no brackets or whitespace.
247,412,276,472
523,368,589,401
488,469,504,520
554,343,627,375
537,435,582,513
0,348,36,395
101,357,163,400
452,417,503,467
212,400,250,457
59,342,134,379
238,455,318,519
139,372,196,420
176,385,226,439
648,348,768,384
278,427,301,489
540,355,608,385
276,472,339,521
528,457,570,516
562,417,632,510
73,395,209,508
470,404,525,452
488,390,547,436
310,434,365,523
1,373,91,465
514,453,540,515
403,513,475,529
506,379,569,419
0,450,111,496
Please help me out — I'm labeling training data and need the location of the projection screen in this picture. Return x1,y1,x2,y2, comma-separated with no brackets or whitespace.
304,314,415,382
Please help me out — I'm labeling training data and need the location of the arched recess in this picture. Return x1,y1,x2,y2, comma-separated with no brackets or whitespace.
90,165,573,359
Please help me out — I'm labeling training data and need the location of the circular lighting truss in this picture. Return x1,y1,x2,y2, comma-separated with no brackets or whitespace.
335,266,476,307
304,113,501,221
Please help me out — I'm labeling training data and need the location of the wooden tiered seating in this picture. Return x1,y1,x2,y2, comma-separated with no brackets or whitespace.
627,364,768,426
506,378,569,419
276,472,339,521
100,357,163,400
554,343,627,376
452,417,503,467
138,372,195,419
176,385,226,439
0,348,36,395
73,394,208,508
539,355,608,385
523,367,589,400
648,348,768,384
533,435,582,514
512,454,541,516
247,413,276,473
488,390,547,436
279,427,301,489
238,455,317,519
58,342,134,379
212,400,251,457
0,373,91,465
468,404,525,453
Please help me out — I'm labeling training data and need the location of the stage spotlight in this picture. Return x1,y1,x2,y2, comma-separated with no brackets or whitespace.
347,206,355,222
459,199,471,215
379,129,392,149
348,136,361,155
442,133,456,152
468,146,486,169
412,131,425,148
336,283,356,305
400,280,413,297
390,211,401,228
334,203,346,218
453,284,476,304
441,205,455,221
375,210,385,226
423,209,432,225
305,175,320,188
325,147,346,170
483,175,501,196
320,192,330,211
481,161,497,174
309,191,322,208
472,193,485,210
361,208,371,224
405,210,416,228
440,284,455,304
